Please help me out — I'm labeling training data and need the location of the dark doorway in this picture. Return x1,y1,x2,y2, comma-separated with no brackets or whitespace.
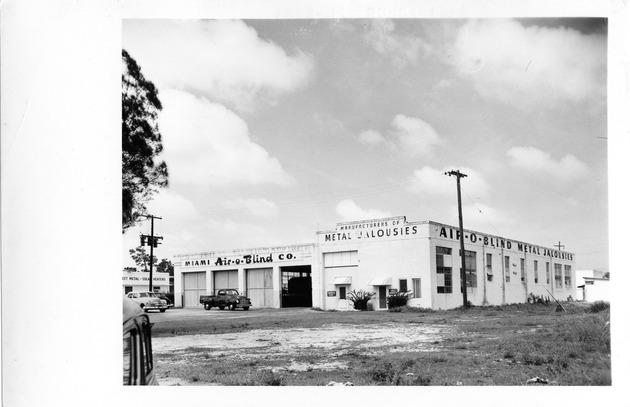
281,265,312,307
379,286,387,309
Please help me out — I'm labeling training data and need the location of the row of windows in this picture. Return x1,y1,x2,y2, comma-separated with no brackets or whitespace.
437,247,572,294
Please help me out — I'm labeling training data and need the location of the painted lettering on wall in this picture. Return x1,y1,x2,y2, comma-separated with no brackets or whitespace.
438,227,573,261
183,252,298,267
324,225,418,242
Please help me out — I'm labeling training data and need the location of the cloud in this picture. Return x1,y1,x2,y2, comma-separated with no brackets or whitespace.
363,19,430,67
357,129,394,149
407,166,491,198
461,203,514,230
123,19,314,110
448,19,606,108
391,115,444,156
145,190,199,221
222,198,279,218
507,146,589,181
159,89,295,187
358,115,444,156
336,199,392,221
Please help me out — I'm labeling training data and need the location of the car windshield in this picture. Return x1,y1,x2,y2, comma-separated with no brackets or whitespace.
139,292,157,298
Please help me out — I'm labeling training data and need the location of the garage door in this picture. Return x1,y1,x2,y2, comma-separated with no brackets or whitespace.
213,270,238,293
183,272,206,307
246,268,274,308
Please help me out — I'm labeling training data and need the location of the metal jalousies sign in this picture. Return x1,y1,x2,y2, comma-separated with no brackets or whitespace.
437,226,574,261
324,217,418,242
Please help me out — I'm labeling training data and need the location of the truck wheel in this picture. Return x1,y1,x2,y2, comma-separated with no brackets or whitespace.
218,306,225,310
204,303,211,310
242,307,250,311
160,309,166,313
228,303,236,311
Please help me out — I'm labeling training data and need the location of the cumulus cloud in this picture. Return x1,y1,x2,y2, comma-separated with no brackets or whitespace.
159,89,295,187
448,19,606,108
391,115,444,156
507,146,589,181
336,199,392,221
123,19,314,110
145,190,199,221
222,198,279,218
357,129,394,150
407,166,491,198
358,115,444,156
363,19,430,67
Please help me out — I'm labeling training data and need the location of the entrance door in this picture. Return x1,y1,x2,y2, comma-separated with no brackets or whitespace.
379,286,387,309
246,268,274,308
183,272,206,307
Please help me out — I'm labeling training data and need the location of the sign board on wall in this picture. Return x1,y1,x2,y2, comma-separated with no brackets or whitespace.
327,291,336,297
180,245,314,268
122,271,169,284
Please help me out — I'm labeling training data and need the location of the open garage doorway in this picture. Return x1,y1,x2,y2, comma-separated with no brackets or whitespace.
281,265,312,307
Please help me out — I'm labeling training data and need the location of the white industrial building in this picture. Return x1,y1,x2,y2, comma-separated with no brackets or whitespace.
576,269,610,302
173,216,576,310
122,269,171,295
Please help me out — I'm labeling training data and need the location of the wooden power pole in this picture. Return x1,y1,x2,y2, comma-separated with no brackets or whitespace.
446,170,469,308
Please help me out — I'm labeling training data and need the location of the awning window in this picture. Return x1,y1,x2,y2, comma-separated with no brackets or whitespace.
368,277,392,286
330,276,352,285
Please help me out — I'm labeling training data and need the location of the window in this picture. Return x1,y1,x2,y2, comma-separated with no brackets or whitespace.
339,286,346,300
123,331,132,385
436,246,453,293
554,264,563,288
520,258,525,282
534,260,539,284
324,251,358,267
546,262,550,284
412,278,421,298
504,256,510,282
462,250,477,290
486,253,493,281
564,265,572,287
399,279,408,292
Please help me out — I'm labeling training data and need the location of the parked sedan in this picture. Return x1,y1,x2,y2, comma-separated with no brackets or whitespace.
127,291,168,312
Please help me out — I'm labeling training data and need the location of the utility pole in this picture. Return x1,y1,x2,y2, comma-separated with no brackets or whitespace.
446,170,469,308
139,215,162,292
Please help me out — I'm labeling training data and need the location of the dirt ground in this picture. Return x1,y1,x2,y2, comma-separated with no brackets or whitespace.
152,319,452,385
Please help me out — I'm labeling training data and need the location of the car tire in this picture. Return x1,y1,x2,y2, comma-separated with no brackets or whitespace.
228,303,235,311
160,309,166,313
140,304,146,311
218,306,225,310
242,307,250,311
204,303,211,310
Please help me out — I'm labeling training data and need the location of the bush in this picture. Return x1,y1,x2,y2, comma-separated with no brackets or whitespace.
588,301,610,313
387,291,411,308
347,290,375,311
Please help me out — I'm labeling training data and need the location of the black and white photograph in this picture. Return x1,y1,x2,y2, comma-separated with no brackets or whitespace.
2,0,629,405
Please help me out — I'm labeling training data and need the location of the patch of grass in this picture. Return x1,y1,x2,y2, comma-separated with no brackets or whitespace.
152,302,611,386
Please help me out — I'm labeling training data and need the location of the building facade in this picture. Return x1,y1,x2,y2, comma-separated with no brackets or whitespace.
122,269,171,295
173,216,576,310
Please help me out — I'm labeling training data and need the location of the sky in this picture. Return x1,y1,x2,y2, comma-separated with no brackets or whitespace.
121,17,608,272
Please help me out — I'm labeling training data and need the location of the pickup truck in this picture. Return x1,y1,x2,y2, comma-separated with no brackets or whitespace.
200,289,252,311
